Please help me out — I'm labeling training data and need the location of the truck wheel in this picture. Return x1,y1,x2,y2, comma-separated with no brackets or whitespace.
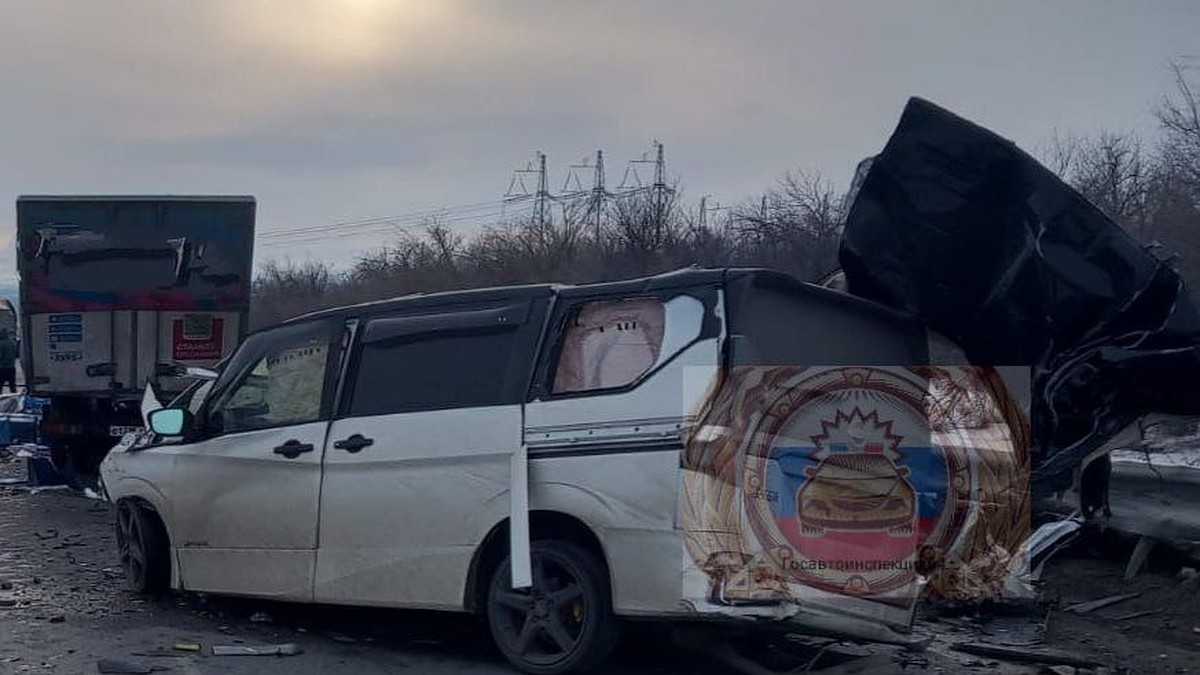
115,501,170,595
49,446,78,488
486,540,619,675
49,447,99,492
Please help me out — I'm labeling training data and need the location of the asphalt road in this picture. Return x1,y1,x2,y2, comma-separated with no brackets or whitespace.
6,450,1198,675
0,457,785,675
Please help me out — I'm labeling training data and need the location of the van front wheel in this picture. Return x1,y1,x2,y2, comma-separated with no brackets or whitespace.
115,500,169,595
486,540,618,675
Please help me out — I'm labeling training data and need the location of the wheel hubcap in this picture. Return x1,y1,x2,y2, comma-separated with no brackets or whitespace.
493,556,587,665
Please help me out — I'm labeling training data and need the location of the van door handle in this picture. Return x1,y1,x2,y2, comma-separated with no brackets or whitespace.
273,440,314,459
334,434,374,453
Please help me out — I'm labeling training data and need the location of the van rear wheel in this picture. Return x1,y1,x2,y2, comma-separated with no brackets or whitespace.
486,540,618,675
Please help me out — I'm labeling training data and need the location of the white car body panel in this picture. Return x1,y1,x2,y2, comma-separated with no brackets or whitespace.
528,451,684,615
315,405,519,608
523,334,721,615
159,422,325,599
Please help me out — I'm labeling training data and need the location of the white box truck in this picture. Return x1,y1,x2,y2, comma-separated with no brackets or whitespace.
16,196,255,483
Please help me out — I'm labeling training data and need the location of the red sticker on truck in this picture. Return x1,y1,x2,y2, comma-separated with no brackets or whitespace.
172,316,224,361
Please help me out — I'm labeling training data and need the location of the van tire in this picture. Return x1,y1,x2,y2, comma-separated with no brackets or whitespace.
486,540,618,675
115,500,170,595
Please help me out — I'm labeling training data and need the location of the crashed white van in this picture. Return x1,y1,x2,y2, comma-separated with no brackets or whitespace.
100,268,1029,674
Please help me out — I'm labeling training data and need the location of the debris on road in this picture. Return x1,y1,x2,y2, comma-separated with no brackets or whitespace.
211,643,303,656
172,640,201,652
1028,518,1084,575
703,640,897,675
950,642,1104,669
96,659,168,674
23,485,71,494
128,649,183,658
1062,592,1139,615
977,612,1048,647
804,654,897,674
248,611,272,623
1110,609,1160,621
1122,536,1156,581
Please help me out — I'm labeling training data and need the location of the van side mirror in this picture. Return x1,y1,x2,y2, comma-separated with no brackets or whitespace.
148,408,194,438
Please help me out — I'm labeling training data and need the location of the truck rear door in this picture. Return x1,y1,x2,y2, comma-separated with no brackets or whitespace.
17,197,253,397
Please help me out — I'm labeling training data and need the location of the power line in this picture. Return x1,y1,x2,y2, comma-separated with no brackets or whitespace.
257,203,534,248
257,198,529,241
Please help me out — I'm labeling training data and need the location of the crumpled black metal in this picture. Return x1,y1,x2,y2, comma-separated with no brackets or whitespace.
839,97,1200,496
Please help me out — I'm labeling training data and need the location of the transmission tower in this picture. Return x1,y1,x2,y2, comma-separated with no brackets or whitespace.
534,151,549,229
618,147,652,192
592,151,607,240
505,152,549,226
560,154,594,231
698,195,731,230
503,144,677,241
651,141,670,240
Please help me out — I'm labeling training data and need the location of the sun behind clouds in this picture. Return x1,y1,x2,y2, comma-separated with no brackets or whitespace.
222,0,459,68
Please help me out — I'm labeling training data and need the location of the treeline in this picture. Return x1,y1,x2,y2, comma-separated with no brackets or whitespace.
249,172,847,328
251,63,1200,329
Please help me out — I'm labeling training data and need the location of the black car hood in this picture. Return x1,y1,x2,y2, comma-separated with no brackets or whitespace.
840,97,1200,496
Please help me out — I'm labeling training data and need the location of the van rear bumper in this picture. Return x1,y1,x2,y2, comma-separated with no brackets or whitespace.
607,528,920,646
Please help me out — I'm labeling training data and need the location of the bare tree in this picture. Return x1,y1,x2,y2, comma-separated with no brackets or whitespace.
1045,128,1154,235
775,170,846,238
1043,129,1081,178
1157,59,1200,204
1074,131,1154,235
250,258,336,328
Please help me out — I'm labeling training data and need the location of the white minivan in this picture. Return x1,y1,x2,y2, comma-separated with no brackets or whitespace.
100,267,1029,674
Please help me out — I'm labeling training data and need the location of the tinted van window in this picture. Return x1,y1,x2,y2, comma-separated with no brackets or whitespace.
346,328,519,416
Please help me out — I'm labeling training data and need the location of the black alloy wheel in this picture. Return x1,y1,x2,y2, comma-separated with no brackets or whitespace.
486,540,618,674
115,500,169,595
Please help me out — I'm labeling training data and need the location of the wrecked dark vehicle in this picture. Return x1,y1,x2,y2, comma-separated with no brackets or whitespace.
837,97,1200,516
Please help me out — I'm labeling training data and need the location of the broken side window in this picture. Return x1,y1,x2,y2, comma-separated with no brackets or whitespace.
207,329,331,434
551,295,703,394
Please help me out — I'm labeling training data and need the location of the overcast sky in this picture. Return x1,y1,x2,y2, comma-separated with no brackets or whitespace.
1,0,1197,282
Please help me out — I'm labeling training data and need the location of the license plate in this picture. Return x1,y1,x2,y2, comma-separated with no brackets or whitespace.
109,426,141,437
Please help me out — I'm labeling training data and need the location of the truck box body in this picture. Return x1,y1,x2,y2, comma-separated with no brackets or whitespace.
17,196,254,397
16,196,254,476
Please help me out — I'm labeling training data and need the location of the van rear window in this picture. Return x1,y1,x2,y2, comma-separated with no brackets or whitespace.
552,298,666,394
